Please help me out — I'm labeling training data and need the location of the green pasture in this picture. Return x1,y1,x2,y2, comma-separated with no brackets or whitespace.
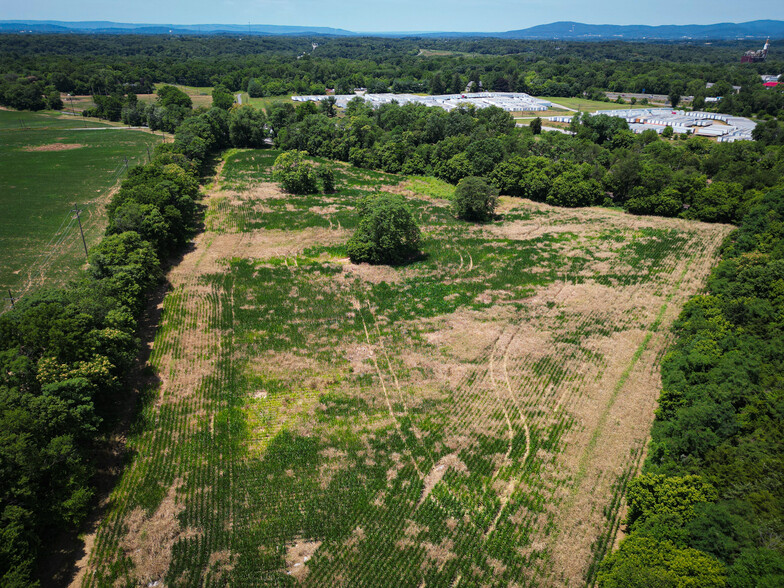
238,93,292,111
536,97,638,112
0,109,161,307
0,108,113,130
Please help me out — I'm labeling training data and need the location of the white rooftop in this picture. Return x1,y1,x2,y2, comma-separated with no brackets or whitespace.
292,92,552,113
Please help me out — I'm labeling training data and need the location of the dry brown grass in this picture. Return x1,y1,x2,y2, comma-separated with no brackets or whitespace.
285,539,323,581
22,142,84,152
118,480,201,586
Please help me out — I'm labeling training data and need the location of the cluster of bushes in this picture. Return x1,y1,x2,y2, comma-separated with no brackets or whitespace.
452,176,499,222
598,189,784,587
271,150,334,194
0,122,205,586
346,193,421,265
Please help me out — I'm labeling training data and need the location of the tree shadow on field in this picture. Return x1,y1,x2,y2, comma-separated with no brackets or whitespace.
396,249,430,267
37,269,176,587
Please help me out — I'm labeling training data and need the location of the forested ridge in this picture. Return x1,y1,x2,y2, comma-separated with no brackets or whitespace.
0,33,783,582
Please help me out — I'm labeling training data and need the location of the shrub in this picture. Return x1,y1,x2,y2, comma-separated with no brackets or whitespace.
272,150,318,194
347,194,421,265
318,166,336,193
452,176,499,222
598,535,727,588
625,188,683,217
626,474,718,531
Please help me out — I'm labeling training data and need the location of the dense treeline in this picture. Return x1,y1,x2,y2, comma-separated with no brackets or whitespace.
0,34,782,118
597,188,784,587
265,97,784,222
0,130,205,585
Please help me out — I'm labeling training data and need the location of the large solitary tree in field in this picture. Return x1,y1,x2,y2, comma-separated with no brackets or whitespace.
272,150,318,194
347,194,421,265
452,176,499,222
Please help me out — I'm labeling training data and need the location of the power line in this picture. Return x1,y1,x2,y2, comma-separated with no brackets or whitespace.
73,204,88,257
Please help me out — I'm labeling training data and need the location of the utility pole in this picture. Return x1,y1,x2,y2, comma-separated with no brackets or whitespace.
124,156,129,172
73,204,88,257
146,145,152,163
6,289,15,309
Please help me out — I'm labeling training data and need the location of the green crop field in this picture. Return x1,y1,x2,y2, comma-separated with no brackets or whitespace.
0,110,162,309
79,150,731,587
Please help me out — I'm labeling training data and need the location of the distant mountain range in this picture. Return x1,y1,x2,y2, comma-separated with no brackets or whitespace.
0,21,354,36
497,20,784,40
1,19,783,40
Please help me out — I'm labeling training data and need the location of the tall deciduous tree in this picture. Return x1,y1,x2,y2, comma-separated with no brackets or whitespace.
452,176,499,222
347,194,421,265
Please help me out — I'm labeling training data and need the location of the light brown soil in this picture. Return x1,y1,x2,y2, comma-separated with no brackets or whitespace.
23,142,84,151
417,453,468,507
285,539,322,581
119,480,201,586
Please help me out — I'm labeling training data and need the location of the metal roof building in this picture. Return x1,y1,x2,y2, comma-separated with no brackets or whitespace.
547,108,756,141
292,92,552,112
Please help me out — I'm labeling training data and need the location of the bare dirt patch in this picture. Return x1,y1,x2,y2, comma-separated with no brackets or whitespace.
119,480,201,586
341,260,404,284
285,539,322,581
418,453,468,507
23,142,84,152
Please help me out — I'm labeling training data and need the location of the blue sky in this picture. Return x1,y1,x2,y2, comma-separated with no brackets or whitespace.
3,0,784,32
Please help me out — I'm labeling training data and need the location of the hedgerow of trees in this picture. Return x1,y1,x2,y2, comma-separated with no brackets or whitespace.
597,188,784,586
0,150,201,585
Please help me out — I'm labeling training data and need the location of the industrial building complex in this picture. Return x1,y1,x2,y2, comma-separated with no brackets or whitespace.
292,92,552,112
292,91,758,142
548,108,757,142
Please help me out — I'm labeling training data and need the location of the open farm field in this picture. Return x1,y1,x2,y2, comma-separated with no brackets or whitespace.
240,93,293,111
59,94,97,115
79,150,731,587
0,107,113,130
0,110,161,309
135,84,215,108
536,97,645,112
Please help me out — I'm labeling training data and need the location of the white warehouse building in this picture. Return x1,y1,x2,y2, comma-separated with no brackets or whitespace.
292,92,552,112
547,108,756,142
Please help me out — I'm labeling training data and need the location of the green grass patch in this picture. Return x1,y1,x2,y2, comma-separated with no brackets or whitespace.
0,119,161,305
